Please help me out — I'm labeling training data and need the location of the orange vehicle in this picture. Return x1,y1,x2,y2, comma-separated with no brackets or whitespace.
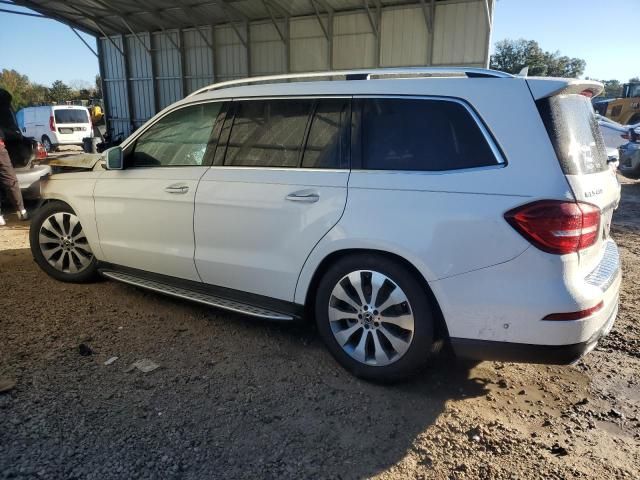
600,82,640,125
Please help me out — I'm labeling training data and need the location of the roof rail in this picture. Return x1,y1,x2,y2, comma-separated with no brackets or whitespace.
187,67,513,97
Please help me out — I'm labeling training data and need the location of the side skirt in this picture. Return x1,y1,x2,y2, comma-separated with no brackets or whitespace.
98,263,304,321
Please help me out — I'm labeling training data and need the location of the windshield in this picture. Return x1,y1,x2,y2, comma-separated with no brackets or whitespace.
54,109,89,124
536,94,608,175
626,83,640,98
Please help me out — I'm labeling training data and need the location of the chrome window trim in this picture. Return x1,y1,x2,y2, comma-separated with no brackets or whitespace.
350,164,506,176
205,166,349,173
120,94,504,173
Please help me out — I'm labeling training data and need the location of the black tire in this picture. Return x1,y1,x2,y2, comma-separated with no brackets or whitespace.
29,201,99,283
41,135,53,152
314,253,435,382
628,114,640,126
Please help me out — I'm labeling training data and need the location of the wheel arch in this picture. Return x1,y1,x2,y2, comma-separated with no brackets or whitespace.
302,248,450,342
36,186,104,261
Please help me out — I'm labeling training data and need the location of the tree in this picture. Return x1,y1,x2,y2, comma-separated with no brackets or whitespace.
0,69,32,109
0,69,103,109
47,80,72,103
490,39,586,78
630,77,640,83
602,79,623,98
94,74,102,98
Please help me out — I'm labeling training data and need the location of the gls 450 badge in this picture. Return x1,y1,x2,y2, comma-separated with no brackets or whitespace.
585,188,603,198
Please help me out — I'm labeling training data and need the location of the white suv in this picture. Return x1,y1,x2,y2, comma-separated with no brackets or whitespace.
29,68,622,381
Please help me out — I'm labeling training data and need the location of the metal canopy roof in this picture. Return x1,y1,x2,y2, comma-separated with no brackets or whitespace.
9,0,453,37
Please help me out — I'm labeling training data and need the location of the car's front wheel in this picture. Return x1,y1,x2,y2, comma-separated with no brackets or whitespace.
315,254,436,382
29,201,98,283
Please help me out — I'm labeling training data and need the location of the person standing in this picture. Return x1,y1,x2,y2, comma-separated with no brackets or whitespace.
0,89,28,226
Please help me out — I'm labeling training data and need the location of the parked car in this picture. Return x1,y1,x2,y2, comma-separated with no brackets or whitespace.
596,114,640,150
28,68,621,381
18,105,91,152
14,142,50,199
597,115,629,151
1,102,50,200
618,139,640,179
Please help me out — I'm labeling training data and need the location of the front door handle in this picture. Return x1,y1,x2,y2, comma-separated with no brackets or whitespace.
165,184,189,194
285,190,320,203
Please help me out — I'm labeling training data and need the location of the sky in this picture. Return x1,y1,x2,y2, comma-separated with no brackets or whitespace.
0,0,638,87
491,0,639,82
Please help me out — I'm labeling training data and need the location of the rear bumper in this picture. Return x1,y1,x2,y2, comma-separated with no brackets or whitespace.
451,299,618,364
54,140,84,146
16,164,51,195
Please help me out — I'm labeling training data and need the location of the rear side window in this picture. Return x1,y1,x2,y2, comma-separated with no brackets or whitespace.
54,109,89,124
302,99,349,169
225,100,312,167
536,94,608,175
359,98,498,171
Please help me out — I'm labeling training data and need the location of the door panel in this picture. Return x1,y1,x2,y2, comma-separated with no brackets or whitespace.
93,101,225,281
194,168,348,300
193,97,351,301
94,167,206,281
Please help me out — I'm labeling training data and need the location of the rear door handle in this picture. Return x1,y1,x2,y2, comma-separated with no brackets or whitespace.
165,184,189,194
285,190,320,203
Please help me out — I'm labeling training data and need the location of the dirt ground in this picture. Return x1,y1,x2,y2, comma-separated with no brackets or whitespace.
0,180,638,480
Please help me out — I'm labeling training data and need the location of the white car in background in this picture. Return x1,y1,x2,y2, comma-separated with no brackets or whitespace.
596,114,640,171
597,114,640,149
18,105,91,152
27,69,621,381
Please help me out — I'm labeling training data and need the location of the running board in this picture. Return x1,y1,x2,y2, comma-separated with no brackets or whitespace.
101,270,295,321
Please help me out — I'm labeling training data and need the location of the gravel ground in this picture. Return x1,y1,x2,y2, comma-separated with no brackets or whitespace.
1,179,639,479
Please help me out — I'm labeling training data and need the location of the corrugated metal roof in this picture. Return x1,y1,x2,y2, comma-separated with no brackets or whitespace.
11,0,453,36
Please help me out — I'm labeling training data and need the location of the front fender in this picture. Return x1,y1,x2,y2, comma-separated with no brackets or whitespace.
39,172,105,260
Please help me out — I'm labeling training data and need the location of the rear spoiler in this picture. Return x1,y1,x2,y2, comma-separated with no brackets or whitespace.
526,78,604,100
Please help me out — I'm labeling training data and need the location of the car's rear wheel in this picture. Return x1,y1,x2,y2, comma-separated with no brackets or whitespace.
315,253,435,382
41,135,53,152
29,201,98,283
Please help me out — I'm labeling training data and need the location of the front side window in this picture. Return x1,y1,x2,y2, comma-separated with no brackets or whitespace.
130,102,222,167
224,100,313,168
360,98,498,171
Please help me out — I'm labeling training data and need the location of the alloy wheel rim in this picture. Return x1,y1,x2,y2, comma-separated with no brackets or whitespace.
39,212,93,273
328,270,415,366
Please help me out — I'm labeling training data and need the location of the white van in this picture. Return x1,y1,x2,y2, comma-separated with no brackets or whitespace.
19,105,91,151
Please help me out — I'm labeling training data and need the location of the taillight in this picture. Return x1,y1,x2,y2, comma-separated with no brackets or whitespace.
505,200,600,255
622,133,629,140
36,142,48,160
49,115,56,132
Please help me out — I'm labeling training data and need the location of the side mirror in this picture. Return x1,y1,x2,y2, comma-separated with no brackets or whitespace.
105,146,124,170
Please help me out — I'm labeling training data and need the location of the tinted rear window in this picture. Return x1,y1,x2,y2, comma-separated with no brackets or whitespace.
225,100,312,168
536,95,608,175
54,109,89,124
302,99,349,169
360,98,498,171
